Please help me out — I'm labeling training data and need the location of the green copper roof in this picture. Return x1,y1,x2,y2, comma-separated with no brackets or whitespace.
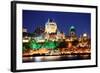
70,26,75,32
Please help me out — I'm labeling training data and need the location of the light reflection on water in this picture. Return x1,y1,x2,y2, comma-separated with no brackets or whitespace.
23,55,90,63
35,57,42,62
34,56,61,62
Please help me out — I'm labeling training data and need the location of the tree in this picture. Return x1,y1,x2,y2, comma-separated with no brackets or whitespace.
29,39,41,50
23,43,30,52
42,40,59,50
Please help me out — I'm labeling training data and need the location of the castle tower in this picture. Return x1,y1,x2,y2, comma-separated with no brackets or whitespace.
69,26,76,37
45,19,57,34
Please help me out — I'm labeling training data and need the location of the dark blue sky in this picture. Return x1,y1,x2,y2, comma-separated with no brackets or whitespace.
23,10,91,37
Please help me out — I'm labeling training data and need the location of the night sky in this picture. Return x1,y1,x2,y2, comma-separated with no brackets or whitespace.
23,10,91,37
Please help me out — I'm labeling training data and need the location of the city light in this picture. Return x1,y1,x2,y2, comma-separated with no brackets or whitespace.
22,18,91,62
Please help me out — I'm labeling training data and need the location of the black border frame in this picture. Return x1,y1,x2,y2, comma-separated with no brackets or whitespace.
11,1,98,72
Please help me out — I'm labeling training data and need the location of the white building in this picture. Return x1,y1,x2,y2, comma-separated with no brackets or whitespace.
45,19,57,34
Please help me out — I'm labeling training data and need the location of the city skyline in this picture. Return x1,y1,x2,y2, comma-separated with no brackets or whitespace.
23,10,91,37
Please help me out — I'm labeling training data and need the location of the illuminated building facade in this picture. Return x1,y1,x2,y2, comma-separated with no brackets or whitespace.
23,28,30,43
78,33,90,48
45,19,57,34
22,18,91,57
45,19,58,41
56,31,65,41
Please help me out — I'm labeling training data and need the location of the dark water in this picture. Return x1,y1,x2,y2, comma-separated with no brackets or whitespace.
23,54,91,63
